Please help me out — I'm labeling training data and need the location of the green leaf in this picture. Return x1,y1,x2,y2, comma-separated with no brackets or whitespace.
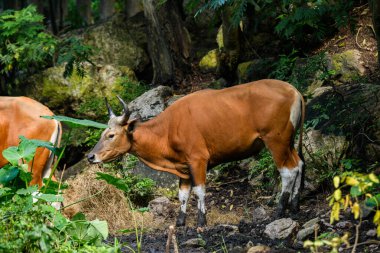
0,165,19,184
33,193,64,202
350,186,362,197
16,185,38,195
19,135,63,156
72,212,86,221
41,115,108,129
96,172,131,193
90,219,109,240
18,136,38,162
0,187,12,197
366,194,380,208
2,146,22,165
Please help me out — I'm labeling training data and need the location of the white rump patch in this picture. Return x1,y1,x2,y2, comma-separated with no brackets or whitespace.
193,185,206,213
290,94,302,129
279,160,303,201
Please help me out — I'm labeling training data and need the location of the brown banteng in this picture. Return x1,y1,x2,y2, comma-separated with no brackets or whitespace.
87,79,305,227
0,96,62,187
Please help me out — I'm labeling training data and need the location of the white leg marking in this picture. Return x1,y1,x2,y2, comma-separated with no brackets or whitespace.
193,185,206,214
290,94,302,129
178,187,191,213
279,160,303,201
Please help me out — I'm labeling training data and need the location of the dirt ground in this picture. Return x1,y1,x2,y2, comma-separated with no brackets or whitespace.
106,164,379,253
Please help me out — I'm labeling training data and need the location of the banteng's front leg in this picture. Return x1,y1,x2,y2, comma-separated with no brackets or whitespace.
176,178,191,227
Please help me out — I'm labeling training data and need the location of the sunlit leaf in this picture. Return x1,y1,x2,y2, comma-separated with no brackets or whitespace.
333,176,340,188
42,115,107,129
352,202,360,219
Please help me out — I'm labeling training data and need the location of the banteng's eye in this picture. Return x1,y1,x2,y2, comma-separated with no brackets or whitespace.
108,134,115,139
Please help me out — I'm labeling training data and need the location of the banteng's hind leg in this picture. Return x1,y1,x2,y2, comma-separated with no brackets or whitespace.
176,178,192,227
265,140,303,217
189,159,208,228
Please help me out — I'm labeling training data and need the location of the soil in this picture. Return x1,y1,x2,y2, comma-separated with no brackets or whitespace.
107,4,380,253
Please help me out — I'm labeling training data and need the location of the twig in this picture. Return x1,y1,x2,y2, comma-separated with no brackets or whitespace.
172,226,179,253
346,240,380,249
351,216,362,253
60,185,107,210
165,225,178,253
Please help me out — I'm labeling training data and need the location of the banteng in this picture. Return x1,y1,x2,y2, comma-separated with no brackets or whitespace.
88,79,305,227
0,96,62,187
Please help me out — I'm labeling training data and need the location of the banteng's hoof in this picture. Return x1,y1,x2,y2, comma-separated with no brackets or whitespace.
197,211,207,228
176,211,186,227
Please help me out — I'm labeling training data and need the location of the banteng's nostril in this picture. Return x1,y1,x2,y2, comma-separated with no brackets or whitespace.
87,153,95,163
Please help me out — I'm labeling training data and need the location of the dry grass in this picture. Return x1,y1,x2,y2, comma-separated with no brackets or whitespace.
62,164,166,234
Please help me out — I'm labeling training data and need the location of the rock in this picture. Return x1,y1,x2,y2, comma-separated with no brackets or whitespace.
264,218,299,240
366,229,377,237
335,221,353,229
296,218,320,241
252,206,269,223
328,49,365,84
237,59,274,83
247,245,271,253
304,83,380,184
128,85,173,120
148,196,172,217
199,49,218,73
126,158,178,189
181,238,206,248
26,63,136,117
81,13,150,72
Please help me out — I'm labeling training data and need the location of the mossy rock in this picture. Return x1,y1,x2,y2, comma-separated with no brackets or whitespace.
79,13,149,73
26,63,138,119
329,49,365,84
199,49,219,73
237,58,274,83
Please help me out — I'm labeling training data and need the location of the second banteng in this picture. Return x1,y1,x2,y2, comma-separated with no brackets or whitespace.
87,79,305,227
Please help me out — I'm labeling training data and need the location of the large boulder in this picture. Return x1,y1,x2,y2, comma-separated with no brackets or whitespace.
25,63,137,118
305,83,380,166
81,13,150,73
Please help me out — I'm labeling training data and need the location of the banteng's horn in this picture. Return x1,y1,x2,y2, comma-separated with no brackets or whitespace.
105,98,115,118
116,95,131,125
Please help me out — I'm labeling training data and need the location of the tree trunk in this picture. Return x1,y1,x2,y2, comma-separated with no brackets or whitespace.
371,0,380,65
217,6,241,85
142,0,191,86
100,0,115,21
76,0,92,25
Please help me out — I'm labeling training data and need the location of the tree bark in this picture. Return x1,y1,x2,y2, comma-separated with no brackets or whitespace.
371,0,380,65
76,0,92,25
100,0,115,21
217,6,241,84
142,0,191,86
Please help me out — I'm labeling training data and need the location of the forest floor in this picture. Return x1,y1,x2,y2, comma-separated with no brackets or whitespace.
109,164,379,253
104,4,380,253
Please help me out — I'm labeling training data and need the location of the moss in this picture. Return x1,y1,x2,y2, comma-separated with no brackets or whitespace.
199,49,218,73
331,50,364,83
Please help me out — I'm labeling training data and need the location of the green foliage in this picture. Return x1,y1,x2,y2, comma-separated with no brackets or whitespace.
0,5,56,93
42,115,108,129
275,0,355,42
117,76,149,103
0,136,119,253
57,37,95,78
248,149,277,191
269,49,298,81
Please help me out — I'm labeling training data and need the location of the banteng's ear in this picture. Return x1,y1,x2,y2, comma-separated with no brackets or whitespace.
127,119,139,134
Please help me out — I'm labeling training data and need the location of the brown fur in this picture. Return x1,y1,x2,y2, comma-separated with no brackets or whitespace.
0,96,62,186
